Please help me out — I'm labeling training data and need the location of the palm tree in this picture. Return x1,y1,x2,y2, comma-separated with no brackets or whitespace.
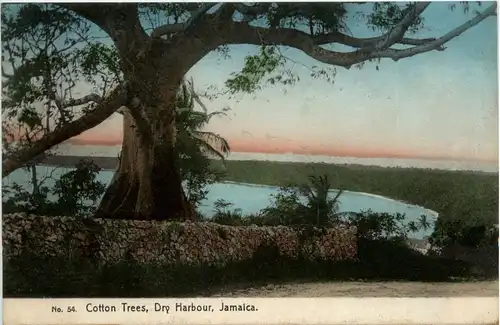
174,78,230,162
418,214,431,231
298,174,344,226
260,173,344,227
172,79,231,209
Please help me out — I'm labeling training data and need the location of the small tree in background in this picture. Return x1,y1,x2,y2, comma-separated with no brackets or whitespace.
261,174,343,226
51,159,107,217
344,210,431,242
3,159,106,218
211,199,249,226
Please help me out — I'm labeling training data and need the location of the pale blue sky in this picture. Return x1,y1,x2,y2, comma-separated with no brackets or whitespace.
37,2,499,161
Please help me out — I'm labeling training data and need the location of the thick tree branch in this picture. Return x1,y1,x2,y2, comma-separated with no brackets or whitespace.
309,3,433,50
373,2,497,61
58,3,118,35
233,3,272,16
233,3,348,22
370,2,430,50
133,2,433,53
313,31,440,48
213,3,237,22
233,2,430,50
221,2,496,68
221,22,372,68
151,3,216,37
61,93,103,108
2,85,128,178
233,3,272,22
60,3,148,58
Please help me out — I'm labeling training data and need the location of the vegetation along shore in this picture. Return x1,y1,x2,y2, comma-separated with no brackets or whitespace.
40,154,499,228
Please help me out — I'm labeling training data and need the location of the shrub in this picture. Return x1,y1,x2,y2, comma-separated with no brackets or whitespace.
2,159,106,218
355,238,473,281
211,199,249,226
430,217,498,248
260,174,343,227
341,210,431,241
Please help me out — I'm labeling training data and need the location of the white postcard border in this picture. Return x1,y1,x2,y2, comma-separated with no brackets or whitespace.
3,297,499,325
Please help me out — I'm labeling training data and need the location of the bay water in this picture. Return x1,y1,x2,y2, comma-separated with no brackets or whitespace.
3,165,438,239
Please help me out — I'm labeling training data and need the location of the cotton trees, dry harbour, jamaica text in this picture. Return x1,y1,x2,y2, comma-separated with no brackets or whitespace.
1,2,496,220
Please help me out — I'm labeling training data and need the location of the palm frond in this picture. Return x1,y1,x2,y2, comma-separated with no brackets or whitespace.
206,109,229,119
177,111,208,130
173,79,231,162
194,131,231,155
331,189,343,204
195,138,228,162
298,184,316,202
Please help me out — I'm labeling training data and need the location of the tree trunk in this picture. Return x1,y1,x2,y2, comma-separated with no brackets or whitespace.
96,74,195,221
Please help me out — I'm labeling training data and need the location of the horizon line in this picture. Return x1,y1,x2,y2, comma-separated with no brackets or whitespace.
63,139,499,164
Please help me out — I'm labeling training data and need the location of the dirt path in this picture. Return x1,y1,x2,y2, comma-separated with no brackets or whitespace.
209,280,499,297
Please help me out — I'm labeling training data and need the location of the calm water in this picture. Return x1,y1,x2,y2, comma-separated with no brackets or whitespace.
3,166,437,239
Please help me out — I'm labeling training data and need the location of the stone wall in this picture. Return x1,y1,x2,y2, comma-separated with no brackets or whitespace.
2,214,357,266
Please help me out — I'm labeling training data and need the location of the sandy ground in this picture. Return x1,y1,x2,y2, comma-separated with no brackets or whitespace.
209,280,499,297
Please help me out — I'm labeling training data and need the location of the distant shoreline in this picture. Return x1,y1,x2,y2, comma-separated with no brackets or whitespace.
39,155,498,175
41,155,118,170
37,156,441,218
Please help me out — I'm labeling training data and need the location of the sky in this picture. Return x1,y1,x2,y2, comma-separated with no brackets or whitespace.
71,2,498,162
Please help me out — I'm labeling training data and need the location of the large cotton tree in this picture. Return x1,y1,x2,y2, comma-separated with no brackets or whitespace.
1,2,496,220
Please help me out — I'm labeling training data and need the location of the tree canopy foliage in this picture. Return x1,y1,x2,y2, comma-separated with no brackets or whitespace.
2,2,496,220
